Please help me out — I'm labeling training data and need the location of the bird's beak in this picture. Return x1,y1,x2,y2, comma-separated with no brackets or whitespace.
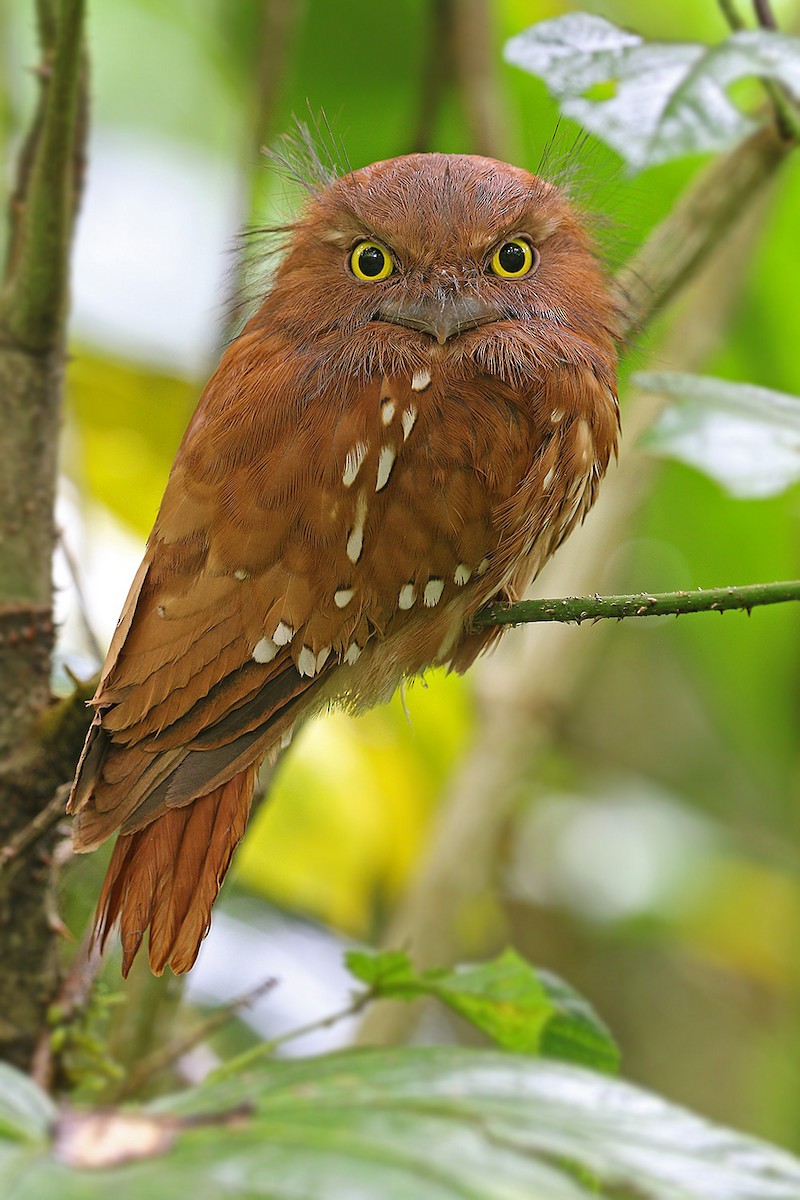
377,293,499,345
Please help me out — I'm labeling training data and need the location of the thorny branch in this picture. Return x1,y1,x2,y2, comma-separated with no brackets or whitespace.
475,580,800,629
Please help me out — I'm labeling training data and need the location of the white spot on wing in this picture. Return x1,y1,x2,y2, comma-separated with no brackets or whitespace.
297,646,317,676
542,467,556,490
334,587,354,608
346,528,363,563
401,406,417,441
381,399,395,425
344,642,362,665
376,445,397,492
423,578,444,607
343,441,369,487
253,637,278,663
347,492,368,563
280,725,294,749
454,564,471,586
550,408,563,423
411,369,431,392
273,621,294,645
575,417,593,466
234,569,249,581
316,646,331,671
477,558,489,576
398,583,416,609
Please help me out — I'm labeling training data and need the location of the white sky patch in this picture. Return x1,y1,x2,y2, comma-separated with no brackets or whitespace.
72,128,240,377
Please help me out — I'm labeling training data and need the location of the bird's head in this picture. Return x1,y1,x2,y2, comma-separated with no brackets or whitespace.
257,152,618,387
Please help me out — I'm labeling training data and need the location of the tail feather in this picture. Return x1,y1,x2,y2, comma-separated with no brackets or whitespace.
94,767,256,976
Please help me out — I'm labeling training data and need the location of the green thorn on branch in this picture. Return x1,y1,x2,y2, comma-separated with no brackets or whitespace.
473,580,800,627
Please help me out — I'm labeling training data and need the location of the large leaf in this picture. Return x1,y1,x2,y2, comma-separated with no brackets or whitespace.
4,1048,800,1198
0,1064,55,1142
504,15,800,170
346,948,619,1073
635,371,800,498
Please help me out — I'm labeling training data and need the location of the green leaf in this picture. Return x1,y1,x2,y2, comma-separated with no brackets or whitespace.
5,1048,800,1198
346,949,619,1072
635,371,800,498
0,1063,54,1143
533,969,618,1074
346,948,417,991
504,14,800,170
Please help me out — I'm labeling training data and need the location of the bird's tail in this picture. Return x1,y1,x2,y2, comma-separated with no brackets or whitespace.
94,766,257,976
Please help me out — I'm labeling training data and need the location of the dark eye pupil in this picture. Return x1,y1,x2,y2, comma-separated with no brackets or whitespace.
358,245,386,277
498,242,526,273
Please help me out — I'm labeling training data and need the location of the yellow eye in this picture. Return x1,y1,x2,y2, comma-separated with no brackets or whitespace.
350,240,394,281
490,238,535,279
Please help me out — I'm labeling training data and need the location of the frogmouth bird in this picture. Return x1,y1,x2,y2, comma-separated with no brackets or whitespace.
69,151,620,975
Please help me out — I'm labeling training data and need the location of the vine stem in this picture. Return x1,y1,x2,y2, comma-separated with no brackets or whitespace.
210,993,373,1083
110,978,280,1101
474,580,800,628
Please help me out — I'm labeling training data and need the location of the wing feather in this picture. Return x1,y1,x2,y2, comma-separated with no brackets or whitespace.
70,332,574,974
96,768,256,976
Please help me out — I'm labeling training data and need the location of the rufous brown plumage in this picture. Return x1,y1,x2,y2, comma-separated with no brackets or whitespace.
69,151,620,976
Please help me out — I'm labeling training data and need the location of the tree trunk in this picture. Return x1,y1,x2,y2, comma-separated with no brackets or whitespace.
0,0,87,1071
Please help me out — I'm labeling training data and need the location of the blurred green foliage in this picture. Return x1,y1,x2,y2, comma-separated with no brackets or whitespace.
236,676,474,933
3,0,799,1153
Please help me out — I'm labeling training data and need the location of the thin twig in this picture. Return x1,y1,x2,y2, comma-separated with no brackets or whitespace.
57,529,103,663
753,0,778,29
0,784,68,870
474,580,800,628
211,992,373,1082
718,0,746,30
112,978,279,1101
